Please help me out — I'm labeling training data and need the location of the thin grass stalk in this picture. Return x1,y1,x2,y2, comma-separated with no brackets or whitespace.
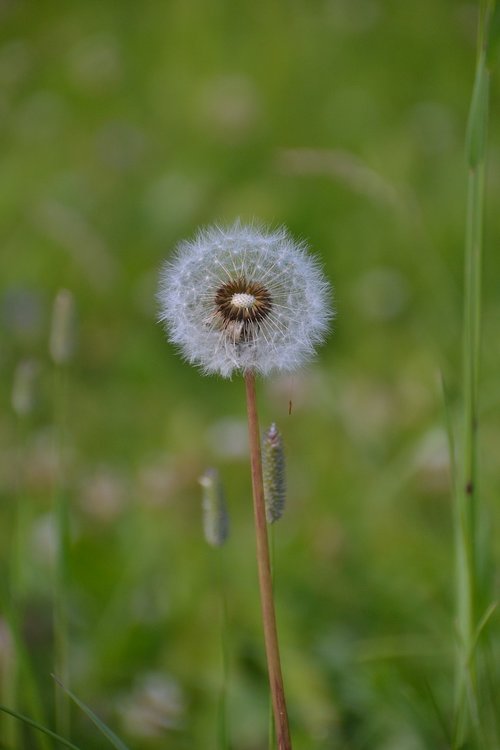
200,467,230,748
50,289,75,738
1,598,53,750
7,361,49,750
7,415,52,750
53,677,131,750
5,418,27,750
455,0,493,743
216,551,230,750
12,420,30,602
244,371,291,750
1,621,17,749
53,364,71,738
0,704,82,750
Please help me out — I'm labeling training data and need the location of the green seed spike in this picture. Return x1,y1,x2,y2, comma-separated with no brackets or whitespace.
11,359,39,417
262,423,286,524
50,289,76,365
199,469,229,547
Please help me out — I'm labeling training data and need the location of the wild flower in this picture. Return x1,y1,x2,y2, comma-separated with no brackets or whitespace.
158,222,332,377
158,221,332,749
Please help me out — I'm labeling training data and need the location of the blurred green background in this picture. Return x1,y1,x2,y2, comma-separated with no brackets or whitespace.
1,1,500,748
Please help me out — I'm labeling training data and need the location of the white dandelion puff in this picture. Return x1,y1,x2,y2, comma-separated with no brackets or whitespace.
157,222,333,377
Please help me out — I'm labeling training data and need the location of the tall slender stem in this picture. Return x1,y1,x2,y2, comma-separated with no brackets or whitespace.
53,364,71,738
455,1,492,743
244,371,291,750
215,550,229,750
50,288,75,737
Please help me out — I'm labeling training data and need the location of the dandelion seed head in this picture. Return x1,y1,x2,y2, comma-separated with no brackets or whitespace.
158,221,333,377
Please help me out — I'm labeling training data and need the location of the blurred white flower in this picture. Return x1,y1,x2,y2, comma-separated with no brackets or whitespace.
413,427,451,493
119,672,184,738
79,466,129,524
31,513,57,568
158,222,332,377
137,459,177,508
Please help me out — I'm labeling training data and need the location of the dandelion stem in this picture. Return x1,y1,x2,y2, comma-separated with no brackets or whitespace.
268,524,276,750
244,371,291,750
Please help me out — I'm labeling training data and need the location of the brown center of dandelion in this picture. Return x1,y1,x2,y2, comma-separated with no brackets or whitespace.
214,277,272,336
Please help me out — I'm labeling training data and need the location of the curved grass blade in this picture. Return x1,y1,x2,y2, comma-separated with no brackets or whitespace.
53,677,130,750
0,704,81,749
472,601,498,653
486,2,500,67
422,677,453,747
0,595,53,750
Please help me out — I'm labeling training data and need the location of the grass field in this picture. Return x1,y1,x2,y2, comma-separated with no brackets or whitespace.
1,1,499,748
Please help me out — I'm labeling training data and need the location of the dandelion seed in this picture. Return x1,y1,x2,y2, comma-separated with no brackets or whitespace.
199,468,229,547
158,222,332,377
262,423,286,524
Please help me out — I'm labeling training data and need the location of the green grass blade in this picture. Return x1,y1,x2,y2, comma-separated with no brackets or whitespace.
15,635,54,750
486,2,500,66
455,1,494,745
0,592,53,750
465,56,488,168
53,364,71,739
53,678,131,750
0,704,81,750
440,371,457,497
422,677,453,747
472,601,498,649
